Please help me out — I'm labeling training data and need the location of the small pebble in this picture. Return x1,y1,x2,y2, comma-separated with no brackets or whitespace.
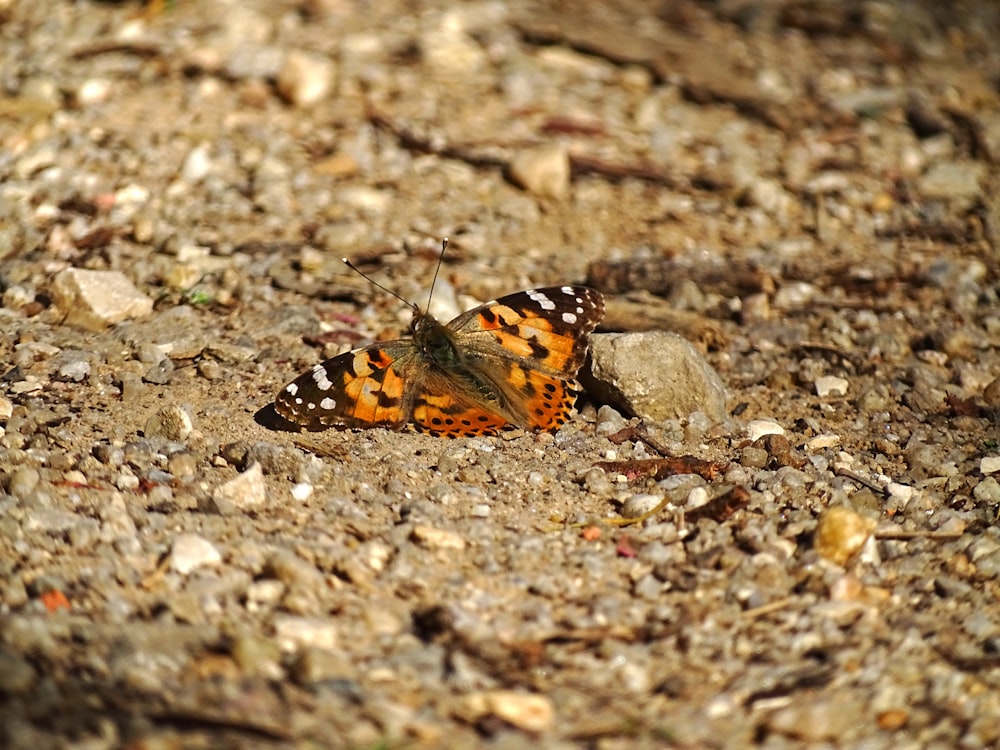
291,482,313,501
747,419,785,442
814,506,877,566
169,533,222,575
980,456,1000,475
7,466,41,497
805,434,841,451
621,493,664,518
462,690,554,733
815,375,849,398
213,462,267,509
411,525,466,550
276,49,336,107
508,144,570,199
291,647,356,688
273,615,339,651
973,477,1000,505
144,405,193,442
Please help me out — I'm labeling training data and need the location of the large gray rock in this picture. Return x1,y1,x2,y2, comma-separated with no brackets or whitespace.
584,331,728,423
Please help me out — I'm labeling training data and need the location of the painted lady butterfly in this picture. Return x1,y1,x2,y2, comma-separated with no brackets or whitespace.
275,282,605,438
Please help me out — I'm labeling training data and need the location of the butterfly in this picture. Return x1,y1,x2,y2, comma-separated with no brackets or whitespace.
274,283,605,438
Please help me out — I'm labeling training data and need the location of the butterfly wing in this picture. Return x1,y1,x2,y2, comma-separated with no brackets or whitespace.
444,286,605,431
408,369,514,437
275,340,418,431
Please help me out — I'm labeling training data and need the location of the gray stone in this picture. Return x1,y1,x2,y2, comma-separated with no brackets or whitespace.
585,332,728,423
48,268,153,331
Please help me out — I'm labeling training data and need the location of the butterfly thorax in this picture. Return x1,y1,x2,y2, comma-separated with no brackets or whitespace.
412,310,462,368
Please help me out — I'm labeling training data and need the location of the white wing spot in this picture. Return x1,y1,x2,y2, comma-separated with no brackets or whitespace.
306,401,317,410
312,366,334,391
286,383,298,396
320,397,336,410
562,311,578,324
294,397,303,405
527,289,556,310
561,285,574,294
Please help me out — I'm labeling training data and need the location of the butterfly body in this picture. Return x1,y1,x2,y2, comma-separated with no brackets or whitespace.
275,285,605,438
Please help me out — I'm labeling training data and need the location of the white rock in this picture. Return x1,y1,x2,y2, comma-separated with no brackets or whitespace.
273,615,338,652
245,579,286,611
213,462,267,509
747,419,785,442
291,483,313,501
276,50,335,107
980,456,1000,475
169,533,222,574
815,376,849,398
49,268,153,331
886,482,914,503
509,143,570,199
75,77,112,105
805,433,841,450
181,142,213,183
622,493,664,518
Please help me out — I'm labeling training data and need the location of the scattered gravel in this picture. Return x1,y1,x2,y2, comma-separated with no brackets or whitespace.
1,1,999,748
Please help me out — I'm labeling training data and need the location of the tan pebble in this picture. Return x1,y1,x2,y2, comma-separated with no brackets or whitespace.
877,709,909,730
461,690,554,733
509,144,570,199
411,525,466,550
276,50,335,107
144,404,193,442
805,433,841,450
871,192,895,212
815,375,849,398
814,506,877,566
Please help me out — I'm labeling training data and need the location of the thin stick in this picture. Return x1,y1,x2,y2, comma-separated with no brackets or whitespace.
834,466,889,495
874,528,965,541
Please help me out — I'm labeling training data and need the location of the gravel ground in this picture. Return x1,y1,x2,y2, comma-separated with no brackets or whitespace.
2,1,1000,748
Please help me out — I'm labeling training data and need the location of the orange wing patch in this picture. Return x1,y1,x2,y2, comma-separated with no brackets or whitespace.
517,368,579,431
411,391,509,437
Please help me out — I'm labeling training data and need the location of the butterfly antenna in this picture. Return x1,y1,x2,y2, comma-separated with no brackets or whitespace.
425,237,449,313
342,258,416,310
